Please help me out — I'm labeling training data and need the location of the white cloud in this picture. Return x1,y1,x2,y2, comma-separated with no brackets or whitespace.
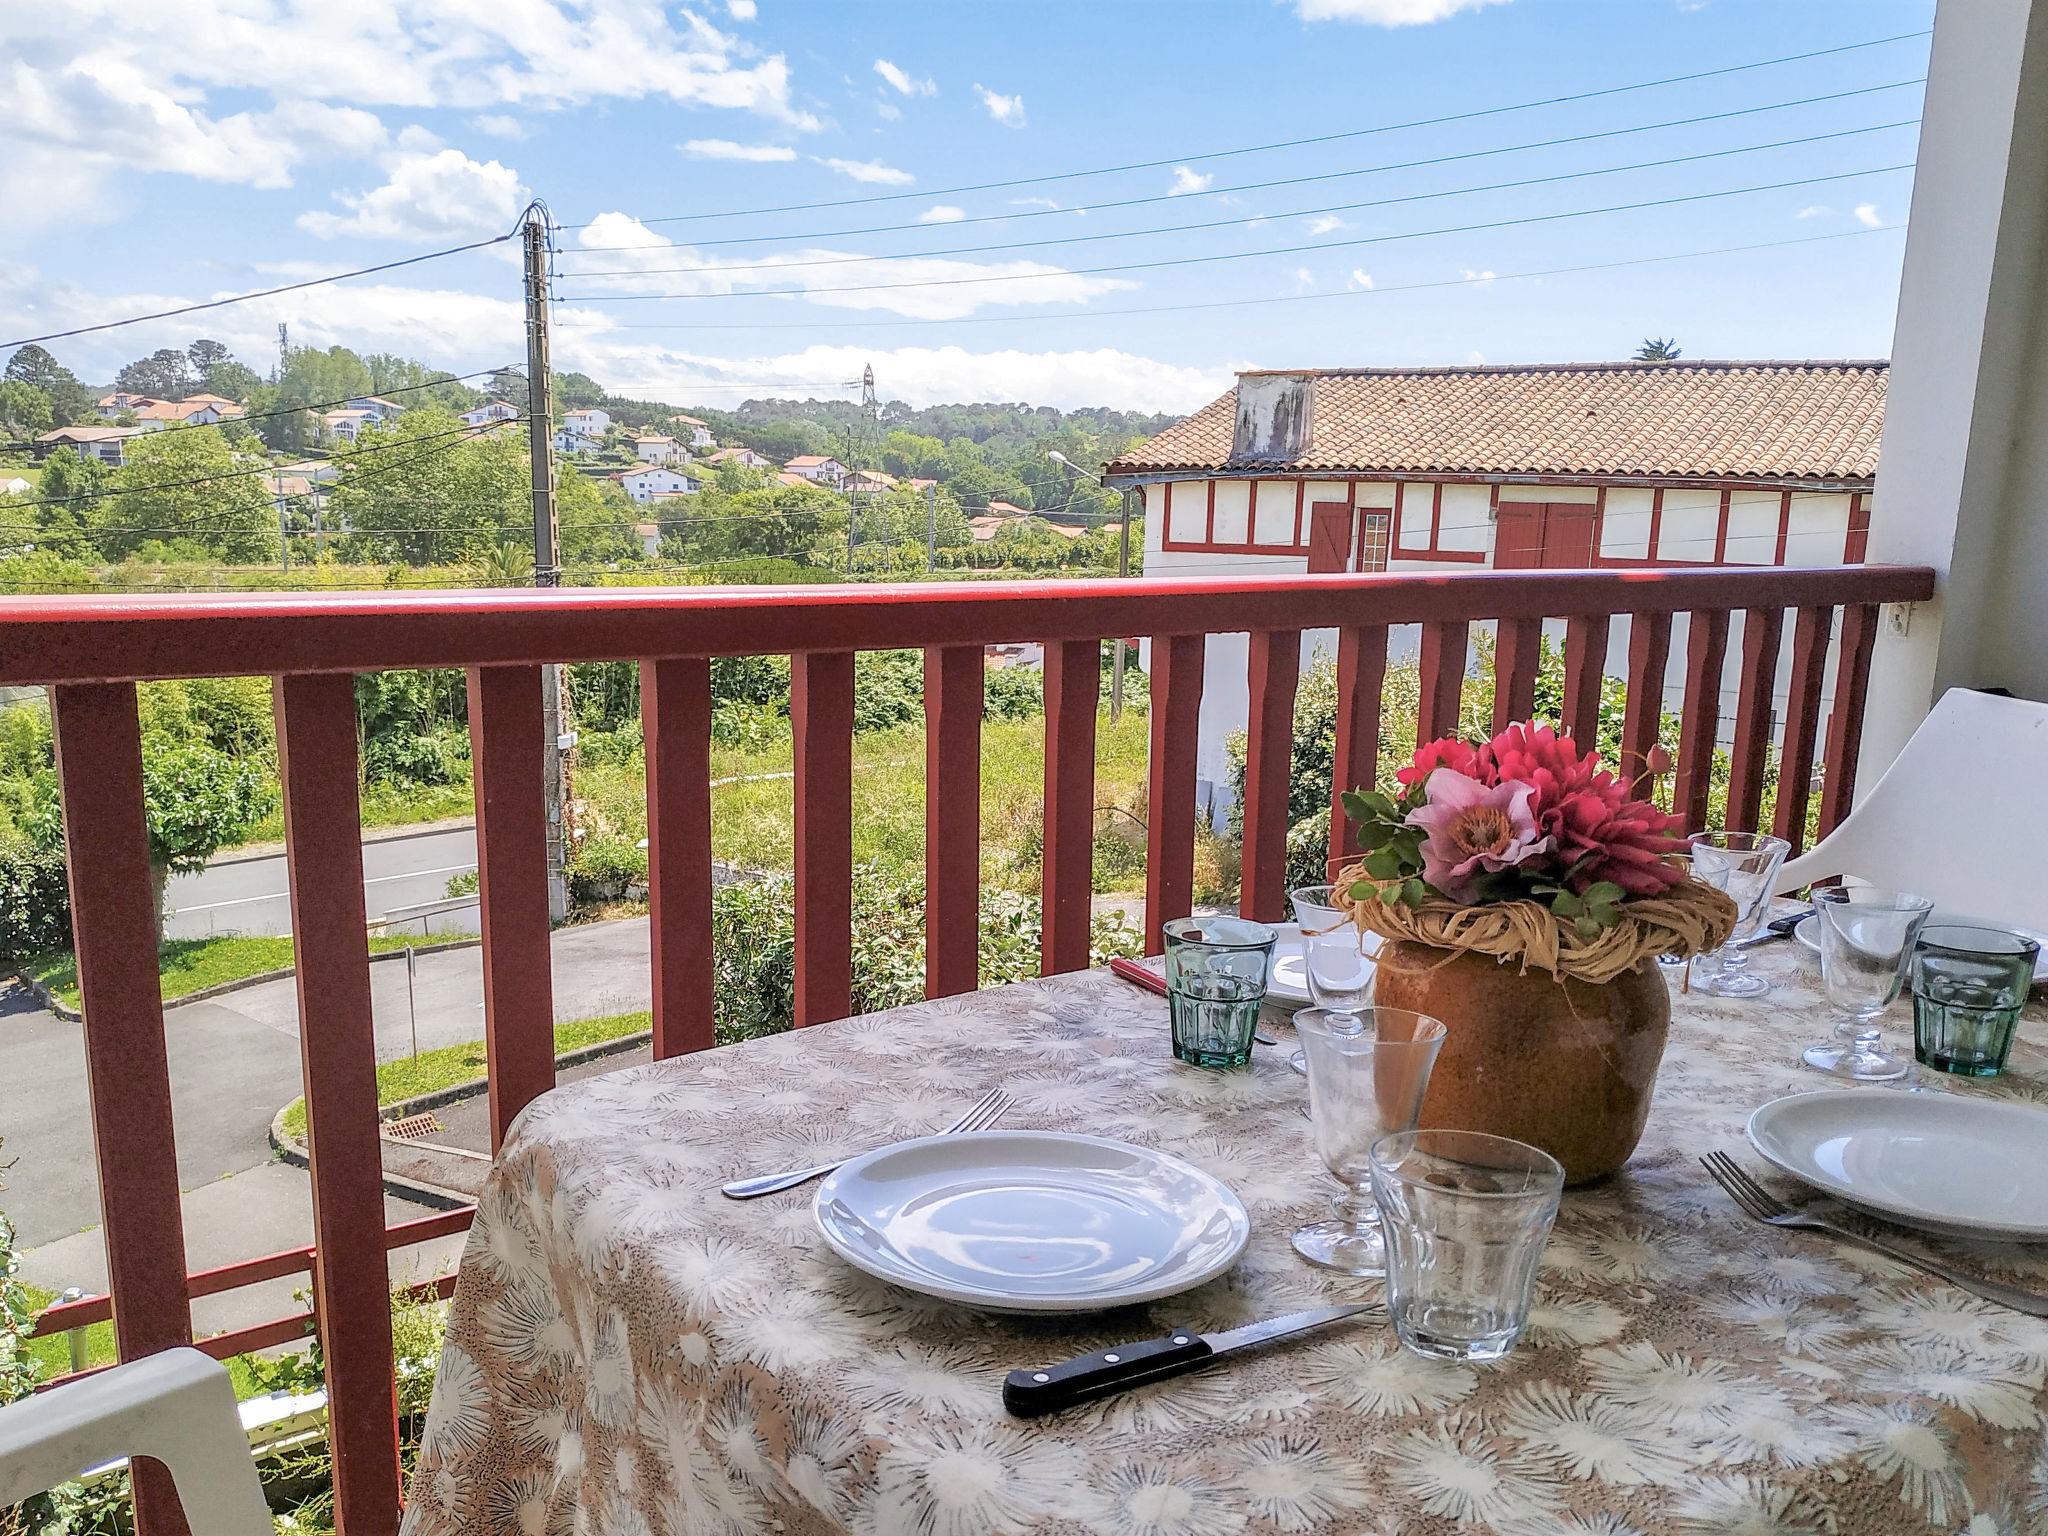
1010,196,1065,211
1305,213,1352,235
1295,0,1511,24
1461,267,1498,286
683,138,797,162
1349,269,1374,289
974,84,1026,126
564,212,1136,320
1854,202,1882,227
298,146,527,242
816,156,914,186
472,113,526,139
727,0,756,17
1794,204,1833,219
918,205,967,223
1293,267,1316,291
873,59,935,97
1168,166,1213,197
877,102,902,121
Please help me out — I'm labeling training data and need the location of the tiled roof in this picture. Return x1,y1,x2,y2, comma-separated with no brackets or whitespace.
1105,361,1887,484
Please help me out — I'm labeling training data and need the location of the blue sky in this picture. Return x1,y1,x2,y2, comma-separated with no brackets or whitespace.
1,0,1931,414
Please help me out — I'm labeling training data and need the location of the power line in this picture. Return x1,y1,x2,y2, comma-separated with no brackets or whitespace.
556,224,1902,334
560,119,1918,281
560,162,1914,304
1,234,522,351
562,80,1923,257
560,29,1928,229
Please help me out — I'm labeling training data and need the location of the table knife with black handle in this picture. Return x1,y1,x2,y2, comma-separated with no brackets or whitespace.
1002,1303,1378,1417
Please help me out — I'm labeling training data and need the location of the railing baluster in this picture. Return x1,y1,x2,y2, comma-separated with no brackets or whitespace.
1674,610,1730,833
1819,602,1880,836
1144,634,1204,954
642,657,714,1057
1562,615,1610,745
274,673,400,1536
1330,625,1388,867
1493,616,1541,732
1725,607,1786,834
924,645,983,999
1041,639,1099,976
1417,620,1466,743
1770,606,1833,853
1241,630,1302,923
793,651,855,1023
50,683,193,1536
1620,611,1673,781
466,665,556,1146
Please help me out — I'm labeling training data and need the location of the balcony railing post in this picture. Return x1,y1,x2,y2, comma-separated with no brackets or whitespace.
792,651,855,1024
1329,625,1388,868
642,657,715,1057
1620,612,1674,783
1240,630,1301,923
275,673,401,1536
1144,634,1204,954
924,645,983,999
467,664,558,1145
1820,602,1881,836
1416,620,1467,743
50,682,194,1536
1726,607,1787,834
1562,615,1610,746
1771,605,1833,852
1675,610,1730,832
1492,616,1541,734
1041,639,1099,976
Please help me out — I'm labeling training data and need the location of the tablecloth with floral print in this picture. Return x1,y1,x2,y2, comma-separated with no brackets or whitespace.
400,936,2048,1536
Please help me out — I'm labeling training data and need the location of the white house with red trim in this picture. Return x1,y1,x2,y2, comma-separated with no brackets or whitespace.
1105,360,1885,820
612,465,700,503
671,414,716,451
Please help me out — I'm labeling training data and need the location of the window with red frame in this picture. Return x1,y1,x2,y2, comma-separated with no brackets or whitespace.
1357,511,1392,572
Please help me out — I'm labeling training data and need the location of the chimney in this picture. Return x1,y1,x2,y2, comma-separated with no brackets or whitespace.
1231,371,1315,463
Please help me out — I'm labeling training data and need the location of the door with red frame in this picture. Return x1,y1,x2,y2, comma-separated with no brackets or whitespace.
1495,499,1599,569
1307,501,1353,573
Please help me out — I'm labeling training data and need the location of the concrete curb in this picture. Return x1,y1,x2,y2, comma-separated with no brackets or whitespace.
209,818,476,868
15,972,79,1022
269,1027,654,1209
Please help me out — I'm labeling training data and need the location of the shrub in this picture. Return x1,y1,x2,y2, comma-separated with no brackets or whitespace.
363,727,470,788
0,837,70,965
568,833,647,903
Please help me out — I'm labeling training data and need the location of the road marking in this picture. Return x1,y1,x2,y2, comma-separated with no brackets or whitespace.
167,862,478,916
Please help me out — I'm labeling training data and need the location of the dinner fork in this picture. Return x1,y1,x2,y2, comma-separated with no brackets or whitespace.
721,1088,1013,1200
1699,1151,2048,1318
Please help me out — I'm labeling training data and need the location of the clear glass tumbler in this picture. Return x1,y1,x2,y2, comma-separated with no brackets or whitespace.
1686,831,1791,997
1291,1007,1445,1276
1369,1128,1564,1362
1801,886,1934,1080
1162,916,1276,1070
1288,883,1346,936
1913,924,2040,1078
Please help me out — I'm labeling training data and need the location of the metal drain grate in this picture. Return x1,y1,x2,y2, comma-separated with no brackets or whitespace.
383,1111,443,1142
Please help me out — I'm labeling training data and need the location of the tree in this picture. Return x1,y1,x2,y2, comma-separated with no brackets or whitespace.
0,380,52,438
1633,338,1683,362
4,345,94,426
188,339,260,402
115,347,197,400
101,428,273,562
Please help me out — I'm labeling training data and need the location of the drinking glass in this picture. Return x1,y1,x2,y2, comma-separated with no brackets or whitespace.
1289,883,1368,1075
1686,832,1790,997
1289,883,1346,936
1801,886,1934,1080
1913,924,2040,1077
1369,1129,1564,1363
1291,1007,1445,1275
1657,852,1729,973
1162,917,1276,1070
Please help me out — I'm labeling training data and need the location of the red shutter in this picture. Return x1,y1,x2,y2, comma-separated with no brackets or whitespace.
1545,502,1598,568
1495,501,1545,569
1307,502,1352,573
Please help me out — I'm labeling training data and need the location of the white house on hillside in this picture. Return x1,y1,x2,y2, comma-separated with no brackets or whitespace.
96,392,156,418
345,395,404,422
462,400,520,428
321,409,379,444
672,414,716,450
630,433,679,464
133,396,245,431
784,454,847,490
36,425,142,466
613,465,700,503
704,446,771,470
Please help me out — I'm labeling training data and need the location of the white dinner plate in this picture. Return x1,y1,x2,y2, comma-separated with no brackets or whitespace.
1747,1090,2048,1241
1792,912,2048,983
814,1131,1251,1311
1268,921,1380,1008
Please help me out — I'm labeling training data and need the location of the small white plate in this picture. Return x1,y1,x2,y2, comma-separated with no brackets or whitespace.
1268,921,1380,1007
1793,912,2048,983
815,1131,1252,1311
1747,1090,2048,1241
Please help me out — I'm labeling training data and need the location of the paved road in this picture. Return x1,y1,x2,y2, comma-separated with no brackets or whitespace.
162,823,478,940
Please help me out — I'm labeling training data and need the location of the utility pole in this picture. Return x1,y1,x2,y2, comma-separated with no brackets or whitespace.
523,205,571,921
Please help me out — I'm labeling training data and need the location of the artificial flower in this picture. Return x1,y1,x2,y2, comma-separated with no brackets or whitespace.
1404,767,1553,901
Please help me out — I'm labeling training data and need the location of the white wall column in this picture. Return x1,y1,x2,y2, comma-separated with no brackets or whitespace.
1861,0,2048,773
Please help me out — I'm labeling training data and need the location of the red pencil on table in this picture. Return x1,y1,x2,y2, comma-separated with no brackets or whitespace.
1109,957,1168,996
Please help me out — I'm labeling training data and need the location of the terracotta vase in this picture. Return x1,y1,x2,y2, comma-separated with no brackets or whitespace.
1371,939,1671,1186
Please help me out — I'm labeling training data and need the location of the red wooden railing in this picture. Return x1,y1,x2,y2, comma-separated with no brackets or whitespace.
0,563,1934,1535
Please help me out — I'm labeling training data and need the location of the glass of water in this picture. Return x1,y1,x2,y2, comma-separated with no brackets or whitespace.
1913,925,2039,1078
1370,1128,1564,1362
1292,1007,1445,1276
1801,886,1934,1080
1686,832,1790,997
1162,916,1276,1070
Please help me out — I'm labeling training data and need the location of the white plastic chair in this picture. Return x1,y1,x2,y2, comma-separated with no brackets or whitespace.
0,1347,272,1536
1775,688,2048,931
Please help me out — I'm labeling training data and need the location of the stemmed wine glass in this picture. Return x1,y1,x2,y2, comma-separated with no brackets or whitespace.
1291,1006,1446,1275
1287,883,1378,1075
1686,832,1790,997
1657,852,1728,972
1801,885,1933,1080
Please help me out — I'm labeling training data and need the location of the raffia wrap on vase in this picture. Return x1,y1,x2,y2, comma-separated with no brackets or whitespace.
1340,873,1739,1184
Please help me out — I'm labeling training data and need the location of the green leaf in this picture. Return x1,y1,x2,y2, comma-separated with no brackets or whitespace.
1363,845,1408,880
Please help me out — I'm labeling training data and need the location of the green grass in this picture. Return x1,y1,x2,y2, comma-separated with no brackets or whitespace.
24,932,464,1013
22,1282,272,1399
278,1008,651,1143
241,778,477,845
